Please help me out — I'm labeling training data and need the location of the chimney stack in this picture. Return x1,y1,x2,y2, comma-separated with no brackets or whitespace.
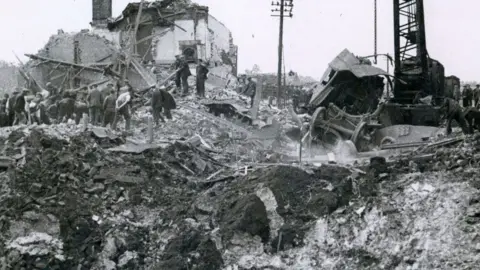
91,0,112,28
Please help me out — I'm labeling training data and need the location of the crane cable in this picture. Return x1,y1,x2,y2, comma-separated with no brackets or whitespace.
374,0,377,64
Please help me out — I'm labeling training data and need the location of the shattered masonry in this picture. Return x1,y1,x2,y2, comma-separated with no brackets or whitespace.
93,0,238,74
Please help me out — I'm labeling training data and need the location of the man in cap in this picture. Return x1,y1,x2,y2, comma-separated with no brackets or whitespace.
150,86,165,125
196,59,209,98
74,94,89,125
86,85,102,125
103,89,117,127
161,87,176,120
13,89,28,125
45,82,59,96
57,91,76,123
178,55,191,96
112,86,133,130
474,84,480,107
241,77,257,108
0,94,8,114
453,84,461,102
0,94,8,127
464,106,480,133
442,97,470,135
463,84,473,107
6,90,18,126
100,82,114,117
173,55,182,89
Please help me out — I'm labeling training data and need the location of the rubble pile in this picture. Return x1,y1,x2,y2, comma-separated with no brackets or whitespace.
0,122,479,269
0,125,226,269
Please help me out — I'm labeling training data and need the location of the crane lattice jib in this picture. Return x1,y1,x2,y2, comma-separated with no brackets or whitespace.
393,0,428,75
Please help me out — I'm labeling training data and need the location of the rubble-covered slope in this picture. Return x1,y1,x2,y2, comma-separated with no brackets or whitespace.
0,77,480,270
0,123,478,269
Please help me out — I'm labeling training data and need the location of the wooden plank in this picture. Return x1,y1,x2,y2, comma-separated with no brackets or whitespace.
25,54,104,73
123,0,145,82
135,34,154,45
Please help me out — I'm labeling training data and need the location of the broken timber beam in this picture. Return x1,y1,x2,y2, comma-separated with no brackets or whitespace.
139,69,180,93
25,54,104,73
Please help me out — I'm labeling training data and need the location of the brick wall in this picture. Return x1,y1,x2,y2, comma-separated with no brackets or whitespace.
92,0,112,26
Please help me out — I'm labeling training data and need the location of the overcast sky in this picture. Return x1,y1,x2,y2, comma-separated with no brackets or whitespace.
1,0,479,80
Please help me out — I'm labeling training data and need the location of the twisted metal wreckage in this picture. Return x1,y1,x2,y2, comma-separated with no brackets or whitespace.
302,49,444,154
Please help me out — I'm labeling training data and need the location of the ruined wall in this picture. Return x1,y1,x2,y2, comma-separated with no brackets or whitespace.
207,15,231,66
153,26,176,64
153,19,199,63
136,24,154,61
91,28,121,48
26,31,119,88
38,31,116,64
195,18,208,61
25,31,148,90
0,62,19,93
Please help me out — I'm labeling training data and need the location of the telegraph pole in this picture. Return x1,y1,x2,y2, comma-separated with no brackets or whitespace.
271,0,293,108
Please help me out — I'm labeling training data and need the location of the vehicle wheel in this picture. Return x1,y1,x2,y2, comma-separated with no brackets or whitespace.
351,121,370,151
380,136,396,146
312,124,343,147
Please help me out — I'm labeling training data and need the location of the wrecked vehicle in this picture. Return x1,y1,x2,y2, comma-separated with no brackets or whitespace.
302,49,444,152
303,49,392,151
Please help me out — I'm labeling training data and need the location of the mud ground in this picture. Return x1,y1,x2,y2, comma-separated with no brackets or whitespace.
0,126,479,269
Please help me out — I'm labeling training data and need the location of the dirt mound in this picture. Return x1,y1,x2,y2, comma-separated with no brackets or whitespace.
2,123,480,269
0,127,222,269
190,164,374,259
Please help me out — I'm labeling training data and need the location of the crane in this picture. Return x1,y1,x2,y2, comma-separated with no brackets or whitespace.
381,0,447,126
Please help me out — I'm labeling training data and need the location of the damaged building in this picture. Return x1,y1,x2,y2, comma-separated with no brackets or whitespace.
92,0,238,75
18,0,237,92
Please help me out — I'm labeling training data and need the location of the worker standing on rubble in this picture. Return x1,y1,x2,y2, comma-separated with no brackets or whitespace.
13,90,27,125
0,95,7,114
28,93,42,124
37,95,51,125
474,84,480,107
6,91,17,126
57,91,76,123
242,77,257,108
0,95,8,127
179,56,191,96
112,86,133,130
196,59,209,98
173,55,182,90
86,85,102,125
45,82,59,96
464,106,480,133
102,89,116,127
151,87,165,125
454,84,461,102
463,84,473,107
292,87,301,112
74,95,89,125
442,97,470,135
100,82,114,119
161,86,175,120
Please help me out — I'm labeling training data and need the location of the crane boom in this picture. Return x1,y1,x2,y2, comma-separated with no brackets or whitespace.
383,0,446,126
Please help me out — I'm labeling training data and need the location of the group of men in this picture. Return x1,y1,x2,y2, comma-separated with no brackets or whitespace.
455,84,480,107
0,81,135,130
172,55,209,98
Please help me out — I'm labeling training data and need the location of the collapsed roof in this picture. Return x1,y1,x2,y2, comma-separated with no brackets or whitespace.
107,0,205,30
309,49,390,115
